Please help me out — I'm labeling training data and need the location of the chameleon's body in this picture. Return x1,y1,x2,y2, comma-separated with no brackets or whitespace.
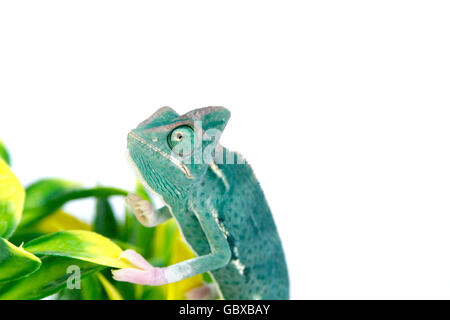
113,107,289,300
187,157,289,299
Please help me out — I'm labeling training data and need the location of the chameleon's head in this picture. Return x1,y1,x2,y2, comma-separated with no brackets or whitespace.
127,106,230,199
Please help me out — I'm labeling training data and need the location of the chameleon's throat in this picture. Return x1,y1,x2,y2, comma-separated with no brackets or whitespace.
126,149,167,205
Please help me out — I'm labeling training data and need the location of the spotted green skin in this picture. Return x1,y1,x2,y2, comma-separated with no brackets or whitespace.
128,107,289,299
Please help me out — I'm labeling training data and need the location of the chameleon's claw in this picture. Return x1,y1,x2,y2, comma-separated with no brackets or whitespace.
112,249,168,285
126,193,155,227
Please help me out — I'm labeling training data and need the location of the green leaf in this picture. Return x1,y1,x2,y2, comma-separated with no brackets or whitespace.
0,256,103,300
108,276,136,300
20,179,80,228
80,274,107,300
19,178,128,228
94,198,118,238
58,286,83,300
58,271,109,300
24,230,135,269
0,140,10,165
140,286,167,300
0,159,25,238
8,231,46,247
0,238,41,283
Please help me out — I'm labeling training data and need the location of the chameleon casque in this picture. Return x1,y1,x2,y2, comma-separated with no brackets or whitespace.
112,106,289,300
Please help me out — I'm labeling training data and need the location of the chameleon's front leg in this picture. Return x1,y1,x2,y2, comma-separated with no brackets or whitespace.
126,193,172,227
112,207,231,285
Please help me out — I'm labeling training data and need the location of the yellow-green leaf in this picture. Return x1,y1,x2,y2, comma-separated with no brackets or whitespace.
0,237,41,283
35,210,91,233
0,256,103,300
24,230,136,269
97,273,123,300
0,158,25,238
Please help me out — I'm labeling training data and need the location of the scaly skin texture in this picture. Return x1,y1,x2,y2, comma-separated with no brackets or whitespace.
125,106,289,299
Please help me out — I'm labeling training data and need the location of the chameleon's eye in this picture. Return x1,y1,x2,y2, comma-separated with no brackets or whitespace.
168,125,194,156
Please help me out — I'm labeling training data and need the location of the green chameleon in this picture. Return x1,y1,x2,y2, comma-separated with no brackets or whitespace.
112,106,289,300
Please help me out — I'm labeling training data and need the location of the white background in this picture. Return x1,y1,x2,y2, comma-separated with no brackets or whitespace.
1,1,450,299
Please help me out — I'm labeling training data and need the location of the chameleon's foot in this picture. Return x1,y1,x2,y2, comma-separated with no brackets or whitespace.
126,193,155,227
185,283,219,300
112,249,168,285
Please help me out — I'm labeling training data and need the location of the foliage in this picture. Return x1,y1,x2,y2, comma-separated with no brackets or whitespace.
0,139,204,300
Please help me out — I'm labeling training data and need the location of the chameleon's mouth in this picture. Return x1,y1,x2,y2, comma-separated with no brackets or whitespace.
127,131,192,178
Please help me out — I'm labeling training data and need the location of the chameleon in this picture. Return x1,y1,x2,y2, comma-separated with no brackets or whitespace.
112,106,289,300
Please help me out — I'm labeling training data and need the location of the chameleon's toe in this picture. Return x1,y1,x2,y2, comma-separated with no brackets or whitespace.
126,193,155,227
113,249,167,285
112,268,167,286
112,266,167,286
119,249,153,270
125,193,141,205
